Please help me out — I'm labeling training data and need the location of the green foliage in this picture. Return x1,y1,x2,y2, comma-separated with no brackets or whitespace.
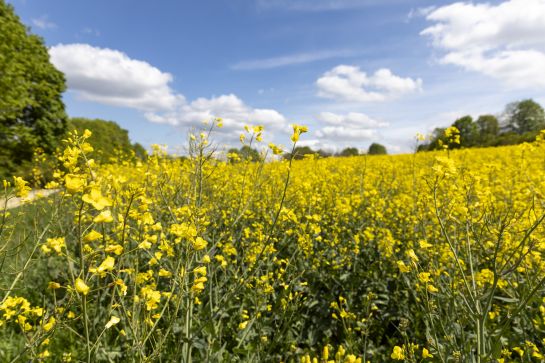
476,114,499,146
68,118,146,162
316,149,332,158
367,143,387,155
132,142,148,160
227,145,261,163
339,147,359,157
452,115,478,147
284,146,319,160
420,99,545,152
0,0,67,179
504,99,545,134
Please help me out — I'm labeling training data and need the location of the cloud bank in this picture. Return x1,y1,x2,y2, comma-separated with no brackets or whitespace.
49,44,288,139
422,0,545,88
316,65,422,102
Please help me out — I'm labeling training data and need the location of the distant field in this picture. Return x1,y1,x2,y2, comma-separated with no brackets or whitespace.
1,129,545,362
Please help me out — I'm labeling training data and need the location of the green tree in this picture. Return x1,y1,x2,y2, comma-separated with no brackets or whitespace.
316,149,332,158
452,115,478,147
69,118,142,162
132,142,148,160
476,115,499,146
422,127,447,151
367,143,387,155
284,146,317,160
339,147,359,157
227,145,261,163
504,99,545,134
0,0,67,178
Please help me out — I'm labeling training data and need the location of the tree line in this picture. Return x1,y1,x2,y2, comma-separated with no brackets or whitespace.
418,99,545,151
227,142,387,163
283,142,387,160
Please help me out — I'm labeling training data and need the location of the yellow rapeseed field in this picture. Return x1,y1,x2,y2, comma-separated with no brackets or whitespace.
1,122,545,362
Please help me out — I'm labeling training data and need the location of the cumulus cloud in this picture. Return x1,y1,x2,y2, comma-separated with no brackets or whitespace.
49,44,182,111
316,127,376,140
317,111,389,128
316,65,422,102
49,43,288,142
313,111,388,145
145,94,288,139
421,0,545,88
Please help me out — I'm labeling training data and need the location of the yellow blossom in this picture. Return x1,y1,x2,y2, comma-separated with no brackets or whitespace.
93,209,114,223
65,174,86,193
192,237,207,251
89,256,115,276
74,278,90,295
422,348,433,358
391,346,405,360
43,316,56,332
105,315,120,329
41,237,66,255
158,268,172,277
193,266,207,276
13,176,31,198
82,187,112,210
48,282,61,290
105,244,124,255
83,230,103,243
397,260,410,273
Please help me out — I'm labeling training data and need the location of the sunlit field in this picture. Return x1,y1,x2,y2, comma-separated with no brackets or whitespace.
2,124,545,363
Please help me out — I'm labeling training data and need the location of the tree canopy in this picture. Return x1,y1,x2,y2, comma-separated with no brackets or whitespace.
476,115,499,145
504,99,545,135
367,143,387,155
69,118,146,162
284,146,319,160
419,99,545,151
227,145,261,163
339,147,359,157
0,0,67,178
452,116,478,148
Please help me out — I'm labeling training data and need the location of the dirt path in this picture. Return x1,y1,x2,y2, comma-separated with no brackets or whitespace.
1,189,59,210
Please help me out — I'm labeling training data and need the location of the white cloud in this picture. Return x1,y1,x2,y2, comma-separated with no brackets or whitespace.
317,111,388,128
297,139,340,153
316,126,376,140
422,0,545,88
231,49,358,70
313,111,387,146
32,15,56,30
145,94,287,139
316,65,422,102
49,43,288,142
407,6,436,20
49,43,181,111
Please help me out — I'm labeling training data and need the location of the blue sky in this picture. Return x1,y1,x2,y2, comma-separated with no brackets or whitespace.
9,0,545,153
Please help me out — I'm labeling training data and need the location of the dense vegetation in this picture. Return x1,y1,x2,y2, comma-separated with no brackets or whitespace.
2,124,545,362
418,99,545,151
69,118,147,162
